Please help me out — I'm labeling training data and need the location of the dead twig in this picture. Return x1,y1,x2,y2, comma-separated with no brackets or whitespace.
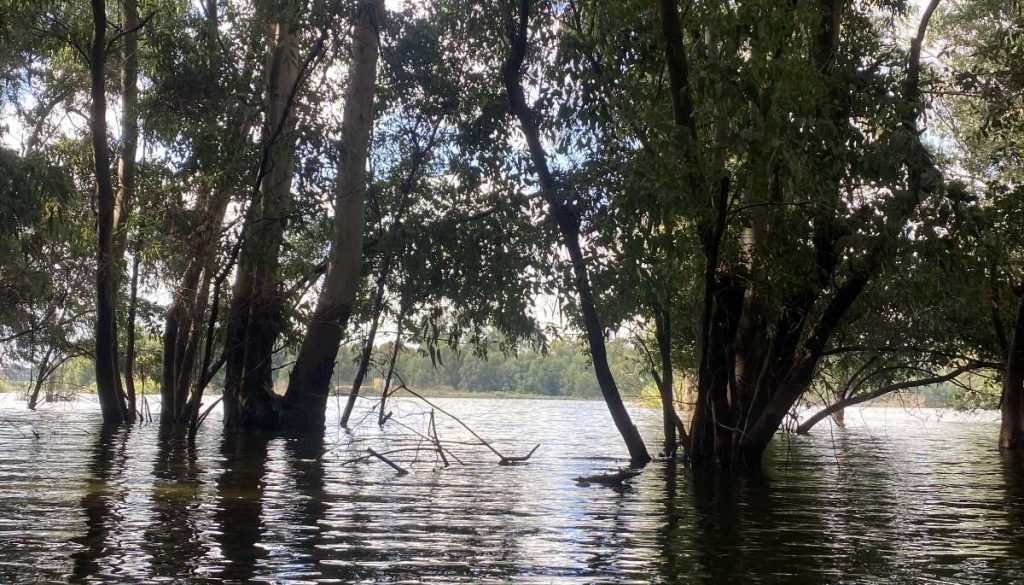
367,447,409,475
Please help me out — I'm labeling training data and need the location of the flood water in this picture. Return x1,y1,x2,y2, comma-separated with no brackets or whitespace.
0,394,1021,584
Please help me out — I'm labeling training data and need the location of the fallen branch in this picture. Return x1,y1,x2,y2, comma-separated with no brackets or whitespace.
367,447,409,475
393,375,540,465
498,444,540,465
574,468,642,487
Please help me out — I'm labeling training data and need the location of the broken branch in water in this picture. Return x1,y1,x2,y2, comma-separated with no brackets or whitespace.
392,372,540,465
367,447,409,475
574,468,642,487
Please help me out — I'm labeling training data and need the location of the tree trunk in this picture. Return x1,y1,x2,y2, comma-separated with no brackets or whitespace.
554,143,651,465
339,267,388,428
124,233,142,420
27,346,54,410
503,0,649,465
89,0,127,425
1001,294,1024,450
377,301,407,427
223,16,301,430
118,0,140,421
654,305,679,456
114,0,139,239
281,0,381,431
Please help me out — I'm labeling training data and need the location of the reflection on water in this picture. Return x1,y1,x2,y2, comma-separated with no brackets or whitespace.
0,396,1021,583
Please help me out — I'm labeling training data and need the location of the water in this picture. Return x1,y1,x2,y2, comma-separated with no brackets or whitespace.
0,394,1021,584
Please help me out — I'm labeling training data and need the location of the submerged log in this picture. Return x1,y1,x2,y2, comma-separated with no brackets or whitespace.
574,468,642,487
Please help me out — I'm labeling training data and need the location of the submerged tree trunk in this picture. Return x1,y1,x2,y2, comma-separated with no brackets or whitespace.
503,0,650,465
124,234,142,420
654,305,683,457
339,268,388,428
1001,294,1024,449
89,0,127,425
159,0,230,426
222,14,301,429
27,346,54,411
655,0,942,467
281,0,381,431
118,0,141,421
161,189,229,424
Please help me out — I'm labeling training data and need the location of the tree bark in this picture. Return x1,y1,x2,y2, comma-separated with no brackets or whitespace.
280,0,380,430
124,233,142,420
339,266,388,428
503,0,650,465
114,0,139,239
90,0,128,425
27,346,54,410
1001,295,1024,449
223,15,301,429
654,305,682,456
377,301,407,427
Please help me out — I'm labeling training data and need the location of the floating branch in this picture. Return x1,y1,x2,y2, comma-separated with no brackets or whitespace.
367,447,409,475
574,468,642,487
498,444,540,466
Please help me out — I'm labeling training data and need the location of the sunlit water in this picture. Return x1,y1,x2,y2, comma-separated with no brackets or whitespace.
0,393,1021,584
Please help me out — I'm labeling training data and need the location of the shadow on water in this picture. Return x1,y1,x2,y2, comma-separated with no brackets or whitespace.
214,430,271,582
143,425,205,579
71,424,132,582
1000,451,1024,581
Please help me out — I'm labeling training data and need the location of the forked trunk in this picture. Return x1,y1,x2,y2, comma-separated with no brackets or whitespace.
223,15,300,429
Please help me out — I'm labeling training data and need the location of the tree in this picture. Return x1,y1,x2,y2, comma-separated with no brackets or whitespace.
501,0,650,465
222,0,303,429
89,0,129,424
282,0,383,430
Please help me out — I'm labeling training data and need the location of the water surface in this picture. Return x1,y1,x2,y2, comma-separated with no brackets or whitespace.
0,395,1021,583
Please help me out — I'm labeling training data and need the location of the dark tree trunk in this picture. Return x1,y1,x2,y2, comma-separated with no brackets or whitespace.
1001,294,1024,450
503,0,650,465
377,301,407,427
89,0,127,424
281,0,381,431
339,270,387,428
27,346,53,411
654,305,684,457
124,233,142,420
223,16,300,430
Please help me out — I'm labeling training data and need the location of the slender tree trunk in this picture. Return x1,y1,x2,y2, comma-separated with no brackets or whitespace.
340,267,388,428
90,0,127,424
503,0,649,465
223,16,301,429
654,305,678,456
27,346,54,410
162,257,202,423
1001,295,1024,449
114,0,139,239
377,302,407,427
281,0,381,431
112,0,140,413
124,233,142,420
